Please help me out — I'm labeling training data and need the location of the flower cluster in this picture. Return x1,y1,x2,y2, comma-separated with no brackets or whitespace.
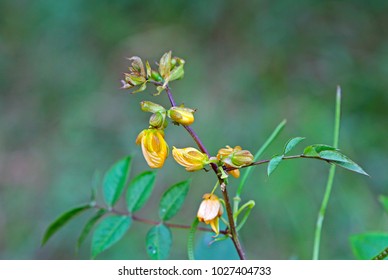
136,101,196,169
121,51,185,95
123,52,254,235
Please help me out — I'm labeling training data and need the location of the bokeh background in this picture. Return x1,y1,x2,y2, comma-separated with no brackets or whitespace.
0,0,387,260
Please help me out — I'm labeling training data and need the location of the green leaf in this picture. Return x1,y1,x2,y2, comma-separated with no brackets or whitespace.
42,204,91,246
131,82,147,94
91,215,132,258
303,144,337,157
379,195,388,214
169,64,184,81
103,156,132,207
284,137,305,155
159,51,171,79
350,232,388,259
267,155,283,176
77,209,106,251
126,171,156,212
159,180,190,221
319,150,369,176
146,223,172,260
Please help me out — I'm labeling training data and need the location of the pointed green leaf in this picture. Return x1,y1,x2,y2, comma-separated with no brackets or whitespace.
132,82,147,94
159,51,172,79
319,150,369,176
284,137,305,155
77,209,106,251
267,155,283,176
103,156,132,207
159,180,190,221
169,64,184,81
303,144,337,157
350,232,388,259
126,171,156,212
91,215,132,259
303,145,319,157
42,204,91,246
146,223,172,260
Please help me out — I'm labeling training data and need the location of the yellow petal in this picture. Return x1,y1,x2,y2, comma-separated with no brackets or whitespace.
209,217,219,235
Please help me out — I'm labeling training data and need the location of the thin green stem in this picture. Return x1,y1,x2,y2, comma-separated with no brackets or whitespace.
234,119,286,217
236,119,287,198
312,86,341,260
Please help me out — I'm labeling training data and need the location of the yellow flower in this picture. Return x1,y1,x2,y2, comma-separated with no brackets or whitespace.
197,193,223,235
136,128,168,168
168,106,195,126
172,147,209,171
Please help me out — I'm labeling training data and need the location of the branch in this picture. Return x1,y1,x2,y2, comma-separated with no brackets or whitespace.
225,154,330,172
93,205,228,235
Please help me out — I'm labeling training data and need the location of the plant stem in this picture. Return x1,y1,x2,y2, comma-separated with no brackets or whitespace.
312,86,341,260
221,182,246,260
225,154,331,172
236,119,287,198
164,85,246,259
93,205,227,234
234,119,286,219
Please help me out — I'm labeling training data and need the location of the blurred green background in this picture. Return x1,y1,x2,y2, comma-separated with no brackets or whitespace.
0,0,387,260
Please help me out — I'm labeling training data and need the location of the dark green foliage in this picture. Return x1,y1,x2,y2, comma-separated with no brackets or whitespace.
77,209,106,251
267,155,283,176
42,204,91,246
159,180,190,221
350,233,388,260
126,171,156,212
103,156,132,207
91,215,132,258
145,223,172,260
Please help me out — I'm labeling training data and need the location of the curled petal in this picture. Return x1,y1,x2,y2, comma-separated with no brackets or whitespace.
136,129,168,168
172,147,208,171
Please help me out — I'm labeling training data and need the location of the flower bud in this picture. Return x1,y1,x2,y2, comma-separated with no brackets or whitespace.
121,56,148,93
151,70,163,82
149,112,167,129
197,193,223,235
168,106,195,126
231,149,254,167
140,101,166,113
172,147,208,171
217,145,253,169
217,145,234,160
